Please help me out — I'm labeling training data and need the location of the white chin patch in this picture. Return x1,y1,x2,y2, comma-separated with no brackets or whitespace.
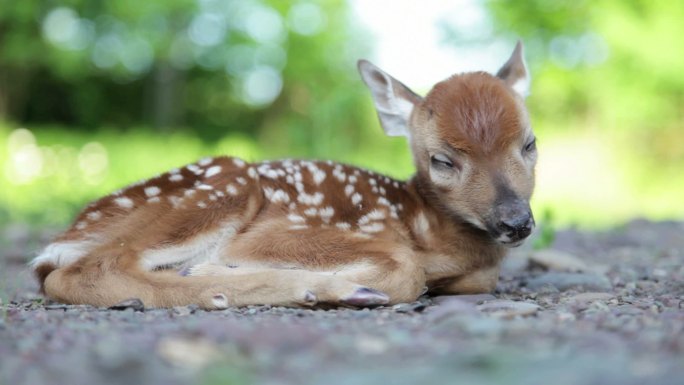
496,234,524,247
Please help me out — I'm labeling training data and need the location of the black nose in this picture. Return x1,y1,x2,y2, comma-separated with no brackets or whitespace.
498,212,534,240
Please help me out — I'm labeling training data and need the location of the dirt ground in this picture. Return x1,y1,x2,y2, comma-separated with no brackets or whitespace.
1,220,683,385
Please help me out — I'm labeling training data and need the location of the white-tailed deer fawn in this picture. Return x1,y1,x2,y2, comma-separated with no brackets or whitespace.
31,42,537,309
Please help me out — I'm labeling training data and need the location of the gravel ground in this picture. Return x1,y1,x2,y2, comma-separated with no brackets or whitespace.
1,219,683,385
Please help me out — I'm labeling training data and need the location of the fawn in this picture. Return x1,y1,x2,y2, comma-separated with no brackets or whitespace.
31,42,537,309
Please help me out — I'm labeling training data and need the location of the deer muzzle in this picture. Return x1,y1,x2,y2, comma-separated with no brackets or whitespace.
489,199,535,246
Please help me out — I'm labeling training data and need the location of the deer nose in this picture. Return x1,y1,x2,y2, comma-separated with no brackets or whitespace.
498,211,534,240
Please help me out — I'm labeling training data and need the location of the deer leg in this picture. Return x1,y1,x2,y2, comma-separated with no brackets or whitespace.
188,246,427,305
430,264,501,295
42,255,389,309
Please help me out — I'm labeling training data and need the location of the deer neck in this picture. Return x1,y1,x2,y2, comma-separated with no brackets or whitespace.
405,174,507,275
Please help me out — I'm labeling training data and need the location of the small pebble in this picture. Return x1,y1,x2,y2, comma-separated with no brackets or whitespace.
477,300,541,318
528,249,589,272
526,272,612,292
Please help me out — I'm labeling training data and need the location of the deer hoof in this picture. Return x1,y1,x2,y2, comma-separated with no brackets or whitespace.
211,293,229,309
302,290,318,306
341,287,389,307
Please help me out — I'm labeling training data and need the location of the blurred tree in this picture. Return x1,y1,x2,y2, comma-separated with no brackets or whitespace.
0,0,370,154
445,0,684,140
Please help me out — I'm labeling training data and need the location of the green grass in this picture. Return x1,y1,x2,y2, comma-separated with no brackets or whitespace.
2,121,683,229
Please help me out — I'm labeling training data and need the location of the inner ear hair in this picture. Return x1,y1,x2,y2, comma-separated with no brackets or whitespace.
358,60,422,137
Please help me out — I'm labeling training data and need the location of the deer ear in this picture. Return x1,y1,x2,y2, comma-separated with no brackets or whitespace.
496,41,530,98
358,60,422,137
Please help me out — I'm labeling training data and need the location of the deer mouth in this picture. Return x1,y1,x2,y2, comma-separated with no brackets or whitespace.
486,214,535,247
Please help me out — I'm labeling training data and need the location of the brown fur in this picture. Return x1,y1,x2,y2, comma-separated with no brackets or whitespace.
425,72,523,155
32,47,536,309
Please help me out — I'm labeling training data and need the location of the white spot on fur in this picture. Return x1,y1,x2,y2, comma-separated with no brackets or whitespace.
289,224,308,230
298,192,324,206
351,193,362,205
197,201,207,208
215,191,225,197
208,194,217,201
247,167,258,179
145,186,161,197
198,157,213,166
312,169,326,185
148,197,161,203
286,175,294,184
86,211,102,221
236,177,247,185
226,184,238,196
294,172,303,182
369,178,377,186
333,169,346,183
263,169,279,179
353,232,372,239
367,209,386,221
288,202,297,210
169,174,183,182
184,189,196,197
187,164,203,175
379,186,386,195
319,206,334,222
169,196,183,208
348,175,358,184
205,165,222,178
360,222,385,233
304,207,318,217
378,197,391,207
114,197,134,209
75,221,87,230
233,158,246,168
270,189,290,204
288,214,305,223
393,181,399,188
335,222,351,230
344,184,354,197
197,184,213,191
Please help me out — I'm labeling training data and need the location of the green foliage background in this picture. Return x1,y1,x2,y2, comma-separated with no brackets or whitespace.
1,0,683,228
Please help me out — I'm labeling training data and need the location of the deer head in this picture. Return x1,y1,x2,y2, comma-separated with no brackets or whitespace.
358,42,537,246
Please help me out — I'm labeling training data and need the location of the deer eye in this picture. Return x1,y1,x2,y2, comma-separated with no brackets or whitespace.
430,154,454,169
524,138,537,153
